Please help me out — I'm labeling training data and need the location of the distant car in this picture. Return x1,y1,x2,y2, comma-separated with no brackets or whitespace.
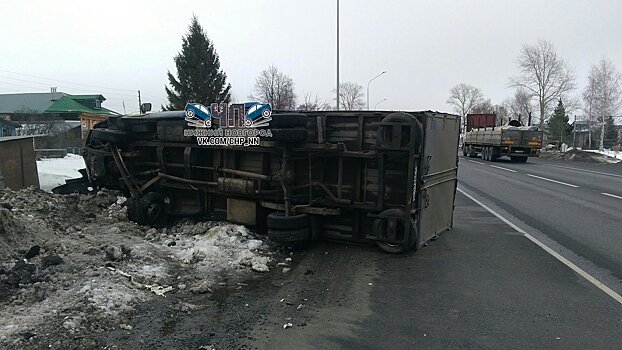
185,103,212,128
244,103,272,127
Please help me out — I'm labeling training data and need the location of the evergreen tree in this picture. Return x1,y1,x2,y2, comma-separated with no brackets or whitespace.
603,116,619,148
545,99,573,144
164,15,231,110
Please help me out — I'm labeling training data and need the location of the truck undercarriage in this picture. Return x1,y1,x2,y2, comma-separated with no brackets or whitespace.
80,110,460,253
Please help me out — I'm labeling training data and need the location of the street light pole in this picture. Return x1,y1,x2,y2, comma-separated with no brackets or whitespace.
367,71,386,110
336,0,340,111
374,98,387,110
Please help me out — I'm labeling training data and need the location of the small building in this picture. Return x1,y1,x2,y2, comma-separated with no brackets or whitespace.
0,118,21,137
44,94,119,138
571,120,590,148
0,90,119,142
0,135,40,190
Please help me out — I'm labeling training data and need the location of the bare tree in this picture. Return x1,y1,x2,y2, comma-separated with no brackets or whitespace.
471,99,494,114
446,83,484,118
249,65,296,109
584,58,622,150
298,93,331,111
504,88,536,125
583,75,597,148
333,82,365,110
472,100,510,126
510,39,576,125
446,83,484,133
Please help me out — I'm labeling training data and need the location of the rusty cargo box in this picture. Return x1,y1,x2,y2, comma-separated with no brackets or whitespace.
466,113,496,132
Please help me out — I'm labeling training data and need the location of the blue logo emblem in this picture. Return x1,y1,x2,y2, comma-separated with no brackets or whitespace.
244,102,272,128
185,103,212,128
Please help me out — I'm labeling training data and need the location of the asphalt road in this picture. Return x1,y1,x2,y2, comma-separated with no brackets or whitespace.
241,190,622,349
458,155,622,290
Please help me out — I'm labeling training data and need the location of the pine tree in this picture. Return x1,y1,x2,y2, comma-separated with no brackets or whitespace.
545,99,573,144
603,116,619,149
164,15,231,110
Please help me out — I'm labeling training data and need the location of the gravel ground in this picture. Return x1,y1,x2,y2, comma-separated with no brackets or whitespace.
0,187,280,349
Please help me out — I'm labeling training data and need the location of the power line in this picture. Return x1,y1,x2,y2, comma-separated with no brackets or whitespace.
0,70,168,107
0,69,137,93
0,76,137,99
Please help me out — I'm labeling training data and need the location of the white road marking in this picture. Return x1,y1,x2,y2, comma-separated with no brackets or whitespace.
526,174,579,188
457,187,622,305
467,160,485,165
602,192,622,200
489,165,517,173
533,162,622,179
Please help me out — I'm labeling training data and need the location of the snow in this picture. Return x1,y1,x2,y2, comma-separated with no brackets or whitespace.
36,154,85,191
584,149,622,162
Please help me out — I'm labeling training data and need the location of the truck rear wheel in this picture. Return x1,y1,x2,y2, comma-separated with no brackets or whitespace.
267,212,309,230
373,209,418,254
266,212,311,244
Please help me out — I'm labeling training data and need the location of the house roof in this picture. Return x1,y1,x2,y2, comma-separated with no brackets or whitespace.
0,92,67,114
70,94,105,101
45,95,118,116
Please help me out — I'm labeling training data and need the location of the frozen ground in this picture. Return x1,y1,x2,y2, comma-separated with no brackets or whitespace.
36,154,85,191
584,149,622,162
0,187,276,348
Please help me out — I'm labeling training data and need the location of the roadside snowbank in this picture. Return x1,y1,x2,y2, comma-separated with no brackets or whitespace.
0,187,273,347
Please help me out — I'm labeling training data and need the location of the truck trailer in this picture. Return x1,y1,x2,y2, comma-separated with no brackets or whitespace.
462,114,543,162
75,108,460,253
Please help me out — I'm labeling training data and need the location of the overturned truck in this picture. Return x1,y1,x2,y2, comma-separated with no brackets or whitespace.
81,109,460,253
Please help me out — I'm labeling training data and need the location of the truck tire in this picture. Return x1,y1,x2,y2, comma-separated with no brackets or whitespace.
91,129,131,144
490,149,499,162
157,120,194,143
266,212,310,230
271,128,307,143
269,113,308,128
374,208,418,254
378,112,423,151
467,146,477,158
127,192,170,226
268,227,311,244
462,146,468,156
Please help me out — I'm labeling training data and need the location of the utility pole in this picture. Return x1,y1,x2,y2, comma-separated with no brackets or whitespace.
572,114,577,149
138,90,142,113
336,0,340,111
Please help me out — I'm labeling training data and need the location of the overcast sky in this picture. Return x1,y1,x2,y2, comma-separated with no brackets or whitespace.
0,0,621,115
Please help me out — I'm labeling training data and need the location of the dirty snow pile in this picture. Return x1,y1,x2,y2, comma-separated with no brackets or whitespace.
584,149,622,162
541,149,622,164
36,154,85,192
0,187,272,348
